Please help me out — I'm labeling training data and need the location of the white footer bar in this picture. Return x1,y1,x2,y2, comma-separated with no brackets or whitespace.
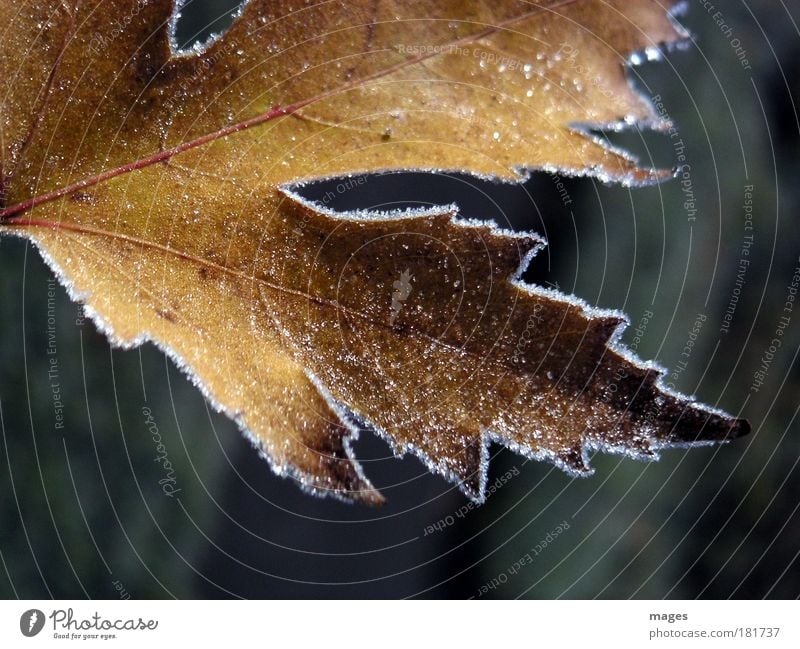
1,600,796,647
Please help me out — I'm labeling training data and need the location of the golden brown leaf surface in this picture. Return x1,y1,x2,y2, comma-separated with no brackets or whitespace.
0,0,747,503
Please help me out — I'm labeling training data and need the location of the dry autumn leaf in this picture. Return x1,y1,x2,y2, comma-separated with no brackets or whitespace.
0,0,748,505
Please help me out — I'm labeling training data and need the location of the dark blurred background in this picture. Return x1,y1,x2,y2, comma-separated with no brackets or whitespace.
1,1,798,599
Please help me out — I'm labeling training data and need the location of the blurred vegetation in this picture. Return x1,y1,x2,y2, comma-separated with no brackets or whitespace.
1,1,797,598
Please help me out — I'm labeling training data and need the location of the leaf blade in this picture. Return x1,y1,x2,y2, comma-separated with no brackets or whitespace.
0,0,747,503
